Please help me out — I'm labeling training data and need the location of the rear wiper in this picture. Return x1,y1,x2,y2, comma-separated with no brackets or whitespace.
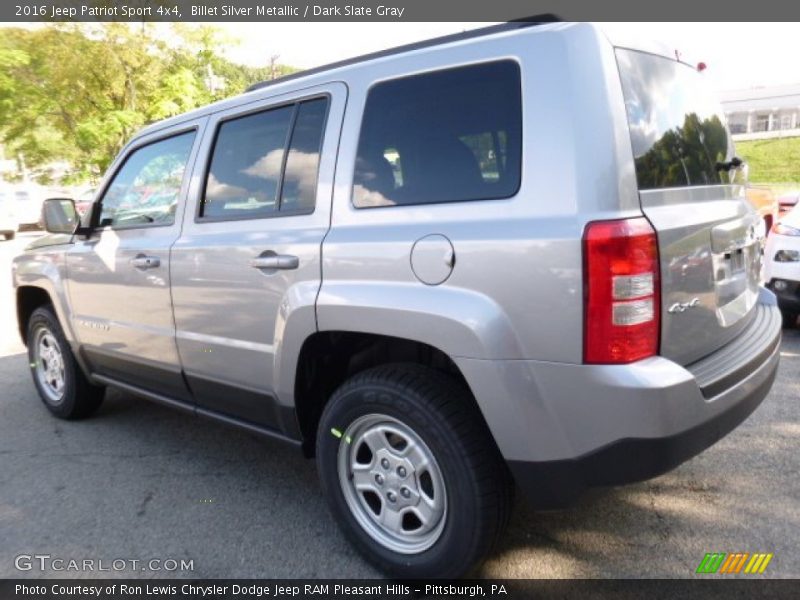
715,156,743,172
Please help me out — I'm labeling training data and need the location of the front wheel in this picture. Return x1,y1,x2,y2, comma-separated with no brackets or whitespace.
316,364,512,578
27,305,105,419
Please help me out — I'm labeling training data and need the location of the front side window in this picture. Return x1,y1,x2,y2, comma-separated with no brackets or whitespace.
353,61,522,208
98,132,195,229
201,97,329,220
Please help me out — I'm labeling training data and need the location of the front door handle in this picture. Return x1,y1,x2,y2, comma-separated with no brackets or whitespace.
250,254,299,270
130,255,161,269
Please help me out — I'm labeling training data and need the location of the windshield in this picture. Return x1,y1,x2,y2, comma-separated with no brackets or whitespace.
616,48,733,190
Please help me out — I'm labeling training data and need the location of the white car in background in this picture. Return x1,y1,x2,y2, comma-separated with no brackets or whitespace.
13,186,46,231
74,186,97,217
765,204,800,327
777,190,799,217
0,188,19,240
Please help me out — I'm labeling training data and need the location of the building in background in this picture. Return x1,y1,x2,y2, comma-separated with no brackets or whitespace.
721,83,800,141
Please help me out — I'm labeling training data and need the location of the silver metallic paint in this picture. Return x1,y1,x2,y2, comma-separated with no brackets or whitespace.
11,23,780,468
170,83,346,411
64,121,207,377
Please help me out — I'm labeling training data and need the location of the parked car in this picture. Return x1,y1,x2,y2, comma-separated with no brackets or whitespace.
0,188,19,240
777,190,799,217
74,187,97,217
13,22,781,578
765,204,800,327
746,185,779,237
12,185,45,231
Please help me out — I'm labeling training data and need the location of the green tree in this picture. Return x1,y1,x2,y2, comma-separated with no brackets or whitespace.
0,24,297,184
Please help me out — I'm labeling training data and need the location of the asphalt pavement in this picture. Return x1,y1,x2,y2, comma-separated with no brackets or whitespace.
0,232,798,578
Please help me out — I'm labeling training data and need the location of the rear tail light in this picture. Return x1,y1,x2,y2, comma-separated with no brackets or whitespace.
583,217,660,364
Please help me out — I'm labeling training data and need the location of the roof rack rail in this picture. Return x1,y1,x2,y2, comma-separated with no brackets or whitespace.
245,16,560,93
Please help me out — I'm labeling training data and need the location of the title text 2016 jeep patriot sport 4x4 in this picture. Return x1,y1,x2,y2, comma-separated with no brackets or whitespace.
13,22,781,577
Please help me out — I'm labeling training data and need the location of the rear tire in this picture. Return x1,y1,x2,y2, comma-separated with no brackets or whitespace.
316,364,512,578
782,310,798,329
27,305,105,419
2,231,14,241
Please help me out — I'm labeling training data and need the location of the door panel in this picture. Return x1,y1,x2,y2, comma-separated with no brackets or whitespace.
66,123,206,398
171,84,346,430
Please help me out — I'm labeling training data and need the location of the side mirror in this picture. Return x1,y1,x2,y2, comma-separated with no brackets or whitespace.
42,198,79,235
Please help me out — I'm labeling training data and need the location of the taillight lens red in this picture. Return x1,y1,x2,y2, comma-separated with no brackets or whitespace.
583,217,660,364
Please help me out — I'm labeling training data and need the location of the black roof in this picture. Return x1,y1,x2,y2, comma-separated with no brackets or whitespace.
246,17,560,93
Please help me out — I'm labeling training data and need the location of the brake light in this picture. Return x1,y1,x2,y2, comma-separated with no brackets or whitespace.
763,215,773,235
583,218,660,364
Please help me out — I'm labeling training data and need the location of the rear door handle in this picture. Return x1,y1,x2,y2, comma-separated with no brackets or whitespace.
250,254,299,270
130,255,161,269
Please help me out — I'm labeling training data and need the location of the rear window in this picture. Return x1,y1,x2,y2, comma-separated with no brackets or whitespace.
353,61,522,208
616,48,733,190
201,97,329,220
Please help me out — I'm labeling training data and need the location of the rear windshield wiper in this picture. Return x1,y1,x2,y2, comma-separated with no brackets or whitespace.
715,156,743,172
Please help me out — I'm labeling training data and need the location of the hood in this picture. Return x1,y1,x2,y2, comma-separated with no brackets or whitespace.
25,233,74,250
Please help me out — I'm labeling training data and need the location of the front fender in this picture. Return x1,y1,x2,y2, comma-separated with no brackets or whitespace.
13,248,77,346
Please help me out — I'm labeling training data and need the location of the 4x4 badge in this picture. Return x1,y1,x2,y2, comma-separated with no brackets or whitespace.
668,298,701,314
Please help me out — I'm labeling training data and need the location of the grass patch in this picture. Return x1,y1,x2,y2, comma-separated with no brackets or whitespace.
736,137,800,183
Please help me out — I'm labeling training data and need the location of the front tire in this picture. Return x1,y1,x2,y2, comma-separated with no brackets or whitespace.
27,305,105,419
316,364,512,578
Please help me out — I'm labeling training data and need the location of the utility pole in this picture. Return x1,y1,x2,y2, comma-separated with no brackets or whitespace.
269,54,281,80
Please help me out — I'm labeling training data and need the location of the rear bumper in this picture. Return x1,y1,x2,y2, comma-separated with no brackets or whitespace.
507,352,777,508
456,290,782,509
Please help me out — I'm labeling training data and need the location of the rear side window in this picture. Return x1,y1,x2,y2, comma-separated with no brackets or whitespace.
281,98,328,213
616,48,733,190
353,61,522,208
201,97,329,220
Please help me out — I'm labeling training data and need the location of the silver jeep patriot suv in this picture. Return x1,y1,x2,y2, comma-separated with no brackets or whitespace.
13,22,781,577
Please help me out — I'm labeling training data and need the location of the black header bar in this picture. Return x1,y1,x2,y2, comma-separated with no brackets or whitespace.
3,579,800,600
3,0,800,22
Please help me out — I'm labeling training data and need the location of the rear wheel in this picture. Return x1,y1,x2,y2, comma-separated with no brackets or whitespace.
27,306,105,419
2,231,14,241
316,364,512,578
782,310,798,329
